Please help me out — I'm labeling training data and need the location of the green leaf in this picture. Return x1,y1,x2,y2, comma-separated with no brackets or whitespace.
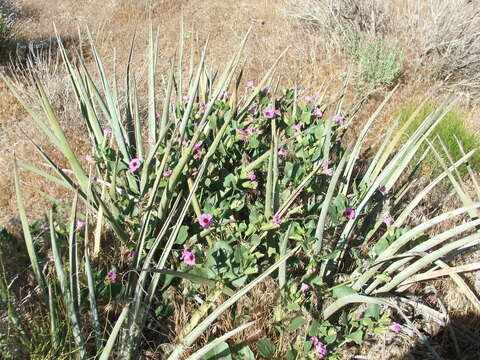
232,344,255,360
364,304,380,320
286,316,307,332
175,225,189,244
332,285,356,299
201,341,231,360
256,338,276,358
348,330,364,345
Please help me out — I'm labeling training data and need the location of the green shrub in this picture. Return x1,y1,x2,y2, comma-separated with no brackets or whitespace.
1,24,479,360
398,104,480,177
345,30,402,92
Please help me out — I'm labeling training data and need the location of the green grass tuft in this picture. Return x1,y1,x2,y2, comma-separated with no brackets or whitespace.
399,104,480,177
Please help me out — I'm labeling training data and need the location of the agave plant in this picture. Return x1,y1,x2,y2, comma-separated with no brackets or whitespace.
2,19,480,360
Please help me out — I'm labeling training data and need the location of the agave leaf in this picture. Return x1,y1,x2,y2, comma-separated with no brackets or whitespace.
13,156,47,297
99,305,130,360
323,294,392,319
85,249,103,351
47,282,59,349
186,321,256,360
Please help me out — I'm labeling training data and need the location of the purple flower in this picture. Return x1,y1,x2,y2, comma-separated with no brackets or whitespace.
199,213,213,229
292,123,302,133
193,141,203,152
378,186,387,195
129,250,136,259
220,90,230,100
103,128,112,136
273,214,282,225
263,109,276,119
155,113,162,120
389,322,401,333
383,215,394,226
315,342,328,359
278,148,288,156
129,158,141,172
305,95,315,103
181,249,196,266
245,125,256,135
164,169,173,178
106,270,117,284
333,114,344,126
248,104,256,114
344,207,356,220
313,108,323,118
85,155,95,164
76,220,85,229
246,80,255,89
310,337,328,359
247,171,256,180
199,103,206,112
40,223,48,231
324,168,334,176
261,86,269,94
300,283,309,293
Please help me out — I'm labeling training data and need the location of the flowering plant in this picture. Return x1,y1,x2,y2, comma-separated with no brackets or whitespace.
2,22,479,360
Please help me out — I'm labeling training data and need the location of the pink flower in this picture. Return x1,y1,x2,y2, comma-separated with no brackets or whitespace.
300,283,309,293
263,109,276,119
129,158,141,172
261,86,269,94
324,168,334,176
313,108,323,118
40,223,48,231
199,103,206,112
274,109,282,116
344,207,356,220
278,148,288,156
199,213,213,229
333,114,344,126
292,123,302,132
220,90,230,100
181,249,196,266
106,270,117,284
273,214,282,225
315,342,328,359
389,322,401,333
164,169,173,178
310,337,328,359
245,125,256,135
248,104,256,114
103,128,112,136
246,80,255,89
155,113,162,120
193,141,203,151
378,186,387,195
76,220,85,229
85,155,95,164
305,95,315,103
247,171,256,180
183,95,190,101
383,215,394,226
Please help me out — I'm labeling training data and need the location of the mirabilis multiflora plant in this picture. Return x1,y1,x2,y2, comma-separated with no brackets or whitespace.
2,21,480,360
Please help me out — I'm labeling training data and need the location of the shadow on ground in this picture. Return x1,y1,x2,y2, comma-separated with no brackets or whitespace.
402,315,480,360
